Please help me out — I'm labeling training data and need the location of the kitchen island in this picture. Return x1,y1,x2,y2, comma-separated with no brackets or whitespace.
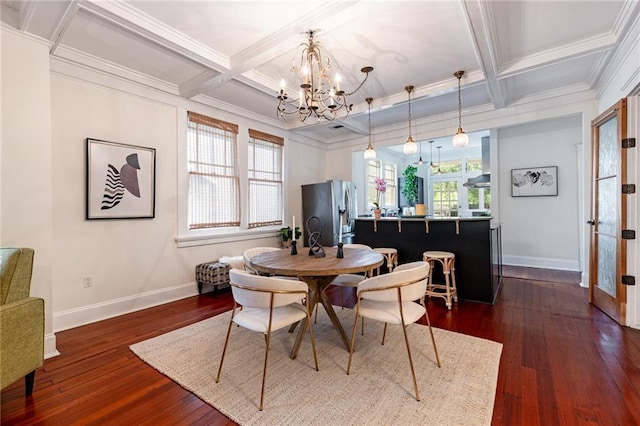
355,216,502,304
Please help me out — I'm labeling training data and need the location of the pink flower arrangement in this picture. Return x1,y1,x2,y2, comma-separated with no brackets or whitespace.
373,177,386,209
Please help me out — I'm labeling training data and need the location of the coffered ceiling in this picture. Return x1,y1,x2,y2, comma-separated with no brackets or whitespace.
2,0,638,147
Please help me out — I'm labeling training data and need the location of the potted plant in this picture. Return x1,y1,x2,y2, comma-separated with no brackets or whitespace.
279,226,301,248
373,177,386,219
402,165,419,207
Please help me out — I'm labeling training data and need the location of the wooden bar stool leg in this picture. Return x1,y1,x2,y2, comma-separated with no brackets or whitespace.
443,267,452,309
451,261,458,302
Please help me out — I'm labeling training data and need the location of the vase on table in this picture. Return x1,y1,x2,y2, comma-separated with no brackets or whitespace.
374,208,382,219
415,203,427,216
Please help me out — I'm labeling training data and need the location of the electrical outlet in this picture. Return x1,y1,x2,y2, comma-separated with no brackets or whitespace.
83,275,93,288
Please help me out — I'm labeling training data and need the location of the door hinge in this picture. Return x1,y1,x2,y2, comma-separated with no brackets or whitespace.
622,138,636,148
622,229,636,239
622,275,636,286
622,184,636,194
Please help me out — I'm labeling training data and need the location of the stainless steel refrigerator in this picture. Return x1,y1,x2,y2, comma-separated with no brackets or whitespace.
301,180,357,247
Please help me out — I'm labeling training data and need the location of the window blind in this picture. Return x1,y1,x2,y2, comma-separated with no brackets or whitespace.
187,112,240,229
248,130,283,228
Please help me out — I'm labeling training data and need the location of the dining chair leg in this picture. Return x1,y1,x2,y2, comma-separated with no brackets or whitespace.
216,312,235,383
401,323,421,402
305,303,319,371
423,306,441,368
346,309,361,375
260,330,271,411
381,323,388,345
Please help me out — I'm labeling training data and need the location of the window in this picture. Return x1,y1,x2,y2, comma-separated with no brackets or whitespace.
467,158,482,172
366,159,381,206
468,187,491,210
187,111,239,229
383,164,397,207
366,160,397,208
432,159,462,175
432,180,458,217
248,129,283,228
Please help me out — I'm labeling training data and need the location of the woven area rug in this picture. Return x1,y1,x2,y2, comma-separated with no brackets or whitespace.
130,307,502,425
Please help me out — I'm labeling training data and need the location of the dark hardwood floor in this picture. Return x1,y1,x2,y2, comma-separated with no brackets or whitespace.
2,267,640,425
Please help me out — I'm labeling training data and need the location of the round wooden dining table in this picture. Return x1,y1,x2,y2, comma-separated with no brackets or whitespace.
250,246,384,358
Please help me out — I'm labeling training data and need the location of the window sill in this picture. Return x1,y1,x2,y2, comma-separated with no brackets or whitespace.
175,228,280,248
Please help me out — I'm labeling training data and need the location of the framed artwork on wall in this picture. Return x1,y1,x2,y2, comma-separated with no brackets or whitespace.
86,138,156,219
511,166,558,197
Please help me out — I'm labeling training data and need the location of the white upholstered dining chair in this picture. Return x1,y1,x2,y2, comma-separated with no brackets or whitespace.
242,246,280,274
216,269,319,411
346,261,440,401
331,243,375,309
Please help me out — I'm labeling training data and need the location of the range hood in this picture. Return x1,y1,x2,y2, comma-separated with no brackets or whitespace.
464,136,491,188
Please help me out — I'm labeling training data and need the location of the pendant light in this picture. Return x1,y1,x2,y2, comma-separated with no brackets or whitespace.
414,141,424,166
428,140,435,171
452,70,469,147
402,85,418,155
363,97,376,160
436,145,442,174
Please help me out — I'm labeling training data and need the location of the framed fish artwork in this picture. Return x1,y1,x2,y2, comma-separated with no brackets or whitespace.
511,166,558,197
85,138,156,219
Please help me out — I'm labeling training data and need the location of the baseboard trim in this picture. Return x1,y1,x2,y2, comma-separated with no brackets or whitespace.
502,255,580,272
53,282,198,333
45,333,59,359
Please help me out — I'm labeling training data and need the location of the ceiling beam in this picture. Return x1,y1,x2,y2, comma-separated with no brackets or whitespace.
49,1,80,55
462,0,506,109
18,0,36,31
79,0,229,72
180,1,364,98
498,33,617,79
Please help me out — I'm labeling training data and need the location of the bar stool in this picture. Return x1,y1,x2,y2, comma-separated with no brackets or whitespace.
372,247,398,275
422,251,458,309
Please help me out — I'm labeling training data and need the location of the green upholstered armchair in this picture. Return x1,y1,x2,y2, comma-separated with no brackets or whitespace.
0,247,44,396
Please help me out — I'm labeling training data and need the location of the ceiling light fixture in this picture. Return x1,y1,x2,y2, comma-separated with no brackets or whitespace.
436,145,442,174
428,140,435,169
414,141,424,166
402,85,418,155
452,70,469,147
276,30,373,123
363,97,376,160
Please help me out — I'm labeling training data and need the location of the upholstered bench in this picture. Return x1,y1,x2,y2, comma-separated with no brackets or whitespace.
195,255,244,295
195,261,231,295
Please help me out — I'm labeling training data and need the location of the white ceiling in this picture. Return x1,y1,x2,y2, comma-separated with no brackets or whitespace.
2,0,638,149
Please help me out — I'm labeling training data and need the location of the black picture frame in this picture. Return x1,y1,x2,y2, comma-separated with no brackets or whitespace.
511,166,558,197
86,138,156,219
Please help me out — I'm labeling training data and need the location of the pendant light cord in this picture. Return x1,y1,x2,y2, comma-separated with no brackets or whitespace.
408,87,413,139
457,75,462,129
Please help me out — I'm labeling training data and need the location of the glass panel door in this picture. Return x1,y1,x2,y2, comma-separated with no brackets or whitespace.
589,98,628,324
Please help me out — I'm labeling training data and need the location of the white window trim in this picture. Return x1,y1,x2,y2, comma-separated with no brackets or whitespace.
175,106,284,247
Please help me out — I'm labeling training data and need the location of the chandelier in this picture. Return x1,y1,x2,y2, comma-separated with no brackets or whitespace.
452,70,469,147
276,30,374,122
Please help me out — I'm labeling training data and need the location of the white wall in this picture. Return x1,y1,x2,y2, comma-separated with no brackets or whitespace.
47,74,326,332
1,30,57,357
2,29,326,342
498,116,583,270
